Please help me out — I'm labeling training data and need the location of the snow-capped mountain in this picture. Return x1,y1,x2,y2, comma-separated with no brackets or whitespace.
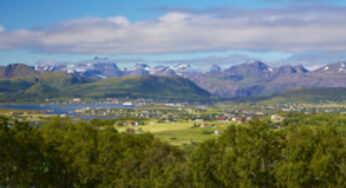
313,62,346,74
188,61,345,97
33,58,346,97
34,64,56,72
65,62,122,79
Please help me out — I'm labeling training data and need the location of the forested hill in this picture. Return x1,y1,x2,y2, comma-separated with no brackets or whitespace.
0,73,210,102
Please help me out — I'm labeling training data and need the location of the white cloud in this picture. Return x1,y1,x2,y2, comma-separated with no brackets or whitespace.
0,7,345,54
159,12,191,22
107,16,130,26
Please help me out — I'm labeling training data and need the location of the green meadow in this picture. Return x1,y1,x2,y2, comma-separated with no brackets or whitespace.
117,121,233,146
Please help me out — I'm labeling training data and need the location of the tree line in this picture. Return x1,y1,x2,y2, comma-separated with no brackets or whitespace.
0,114,345,187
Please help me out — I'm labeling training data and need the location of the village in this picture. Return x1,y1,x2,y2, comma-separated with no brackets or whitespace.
74,101,345,122
0,101,345,146
2,100,345,124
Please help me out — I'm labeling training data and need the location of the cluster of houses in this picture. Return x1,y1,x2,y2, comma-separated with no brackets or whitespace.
69,101,346,124
126,128,142,134
2,101,344,131
271,115,285,121
73,104,290,126
193,113,286,125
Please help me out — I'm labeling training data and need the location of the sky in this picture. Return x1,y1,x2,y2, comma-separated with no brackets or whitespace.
0,0,346,69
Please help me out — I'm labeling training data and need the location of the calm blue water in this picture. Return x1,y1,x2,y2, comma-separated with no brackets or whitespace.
0,104,127,116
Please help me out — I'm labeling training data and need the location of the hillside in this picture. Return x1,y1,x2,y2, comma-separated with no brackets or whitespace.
38,72,92,88
0,64,39,78
260,87,346,103
0,74,210,102
63,75,210,99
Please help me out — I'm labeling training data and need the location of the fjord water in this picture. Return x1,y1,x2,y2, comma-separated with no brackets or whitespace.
0,104,127,116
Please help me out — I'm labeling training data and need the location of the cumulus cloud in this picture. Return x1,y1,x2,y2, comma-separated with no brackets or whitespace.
0,6,345,54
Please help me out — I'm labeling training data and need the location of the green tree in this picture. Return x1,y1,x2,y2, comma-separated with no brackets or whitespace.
274,126,346,187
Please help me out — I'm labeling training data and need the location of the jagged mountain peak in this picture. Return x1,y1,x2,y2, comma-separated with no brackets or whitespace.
236,60,270,69
275,64,308,74
276,65,297,72
130,63,149,71
244,60,272,70
293,64,309,73
225,60,273,76
245,60,266,65
173,64,190,69
208,64,222,73
270,65,306,79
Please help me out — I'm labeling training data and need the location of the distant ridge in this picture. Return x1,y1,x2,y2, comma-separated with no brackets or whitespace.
188,61,346,97
260,87,346,103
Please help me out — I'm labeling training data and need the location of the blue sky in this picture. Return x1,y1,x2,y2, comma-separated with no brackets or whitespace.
1,0,346,68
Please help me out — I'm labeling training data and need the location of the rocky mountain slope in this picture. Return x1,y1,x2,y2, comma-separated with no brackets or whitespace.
186,61,346,97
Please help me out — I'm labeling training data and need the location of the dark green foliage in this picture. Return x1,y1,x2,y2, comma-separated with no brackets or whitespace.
0,117,47,187
188,121,285,187
0,117,185,187
187,118,345,188
282,112,346,127
0,114,345,187
274,126,345,187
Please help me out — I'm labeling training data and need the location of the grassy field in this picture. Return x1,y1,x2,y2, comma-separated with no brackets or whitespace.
117,121,232,146
0,107,236,146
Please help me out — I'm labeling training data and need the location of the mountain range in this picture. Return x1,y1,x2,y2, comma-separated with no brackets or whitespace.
188,61,346,97
0,61,345,103
32,60,346,97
